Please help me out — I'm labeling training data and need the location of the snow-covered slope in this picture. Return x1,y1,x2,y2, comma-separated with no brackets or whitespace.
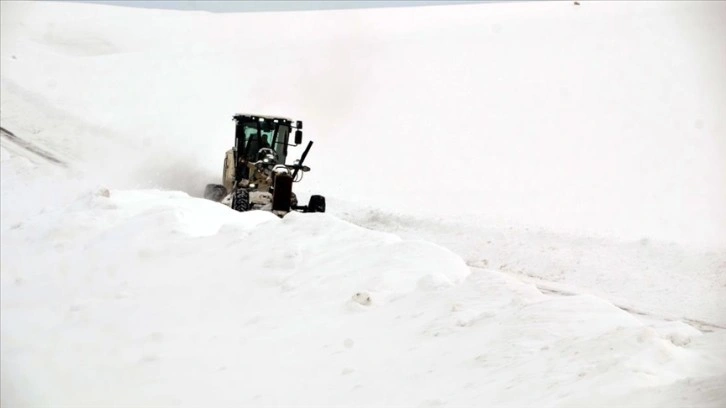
2,0,725,248
1,1,725,406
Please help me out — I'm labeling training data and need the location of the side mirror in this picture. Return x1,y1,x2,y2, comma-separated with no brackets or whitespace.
295,130,303,145
296,120,303,130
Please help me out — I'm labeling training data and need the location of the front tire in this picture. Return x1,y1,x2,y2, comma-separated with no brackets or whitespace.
308,195,326,213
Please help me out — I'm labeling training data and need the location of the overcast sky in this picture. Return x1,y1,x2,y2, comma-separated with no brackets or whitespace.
59,1,501,13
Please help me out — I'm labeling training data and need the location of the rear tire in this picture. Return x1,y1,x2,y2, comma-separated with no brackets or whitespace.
204,184,227,202
232,189,250,212
308,195,326,213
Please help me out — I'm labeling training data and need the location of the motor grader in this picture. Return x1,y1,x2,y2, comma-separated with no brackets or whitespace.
204,113,326,216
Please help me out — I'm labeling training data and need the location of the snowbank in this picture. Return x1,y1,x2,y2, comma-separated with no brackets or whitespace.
1,143,724,407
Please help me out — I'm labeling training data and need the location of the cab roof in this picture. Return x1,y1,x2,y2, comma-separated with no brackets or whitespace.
233,113,294,123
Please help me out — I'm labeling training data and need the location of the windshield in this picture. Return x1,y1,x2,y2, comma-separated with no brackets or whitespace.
239,120,290,162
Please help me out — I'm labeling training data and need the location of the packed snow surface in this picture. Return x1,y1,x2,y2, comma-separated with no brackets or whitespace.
1,1,725,406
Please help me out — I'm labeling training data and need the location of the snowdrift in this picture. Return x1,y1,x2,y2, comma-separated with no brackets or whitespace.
2,152,723,406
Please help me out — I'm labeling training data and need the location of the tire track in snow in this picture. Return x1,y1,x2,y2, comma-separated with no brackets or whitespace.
473,266,726,333
0,126,67,167
522,275,725,333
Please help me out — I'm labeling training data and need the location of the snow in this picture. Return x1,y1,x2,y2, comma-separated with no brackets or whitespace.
1,0,725,406
341,208,726,329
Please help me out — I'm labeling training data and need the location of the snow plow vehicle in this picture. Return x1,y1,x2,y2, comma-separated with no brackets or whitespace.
204,113,326,217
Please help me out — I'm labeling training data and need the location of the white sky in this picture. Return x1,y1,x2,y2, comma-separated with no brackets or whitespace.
57,0,503,13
